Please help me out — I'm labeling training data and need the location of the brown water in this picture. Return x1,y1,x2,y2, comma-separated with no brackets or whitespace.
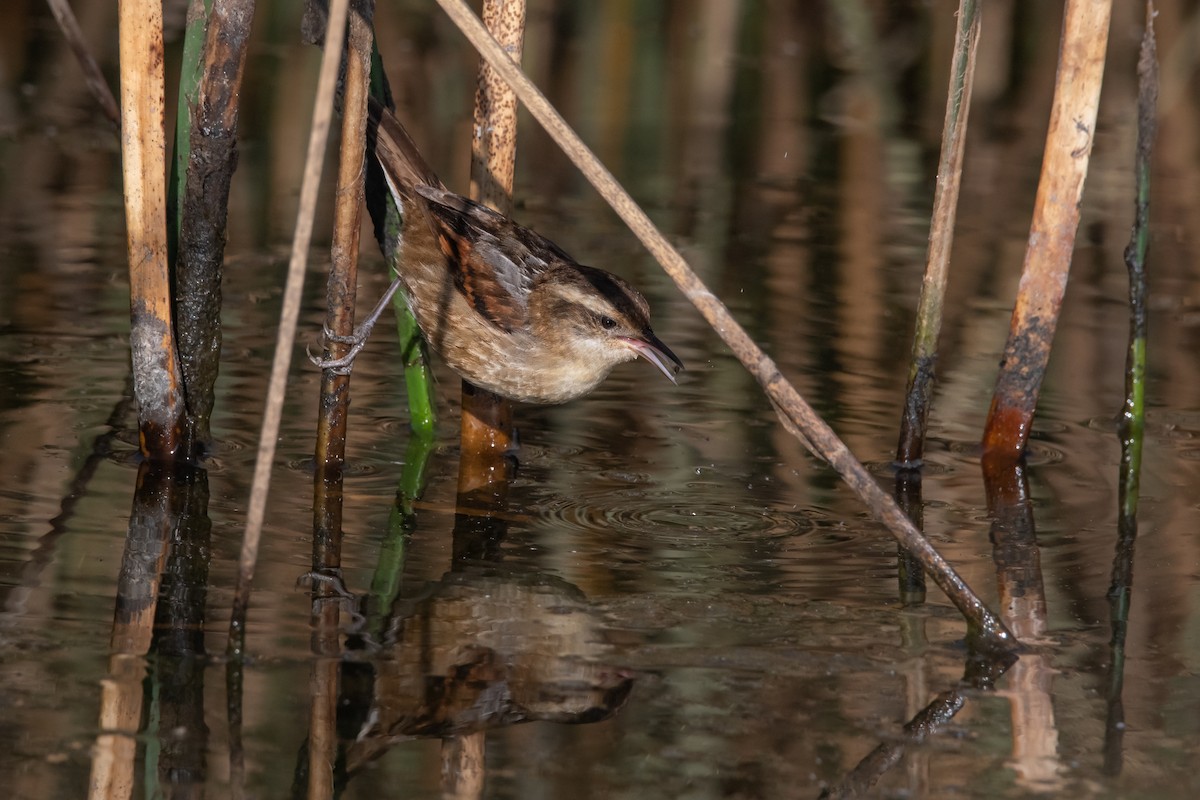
4,2,1200,798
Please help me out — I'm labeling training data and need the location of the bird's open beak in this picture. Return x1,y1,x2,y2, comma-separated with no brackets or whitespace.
624,332,684,384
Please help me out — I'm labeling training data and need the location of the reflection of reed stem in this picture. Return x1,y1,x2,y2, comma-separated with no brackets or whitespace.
90,462,175,799
435,0,1016,653
981,461,1061,790
822,656,1012,799
893,468,926,606
3,379,133,616
443,732,485,799
366,434,436,641
307,656,340,797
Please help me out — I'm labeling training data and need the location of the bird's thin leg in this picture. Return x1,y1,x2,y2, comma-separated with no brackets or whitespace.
309,275,405,373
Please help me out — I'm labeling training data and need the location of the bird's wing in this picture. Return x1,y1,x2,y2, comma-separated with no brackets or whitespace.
416,185,571,333
369,99,444,191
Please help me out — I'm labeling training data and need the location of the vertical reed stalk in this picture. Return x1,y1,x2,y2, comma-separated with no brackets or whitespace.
470,0,525,211
168,0,210,264
457,0,525,499
361,50,436,594
1119,1,1156,523
449,10,526,782
891,0,981,609
895,0,980,466
1106,2,1157,776
175,0,256,455
228,0,351,655
119,0,185,462
362,46,438,436
982,0,1114,462
308,21,375,796
314,0,375,475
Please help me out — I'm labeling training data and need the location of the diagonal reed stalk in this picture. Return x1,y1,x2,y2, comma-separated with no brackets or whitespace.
45,0,120,126
434,0,1016,653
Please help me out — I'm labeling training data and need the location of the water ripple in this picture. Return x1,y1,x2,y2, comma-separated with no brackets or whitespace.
535,493,813,542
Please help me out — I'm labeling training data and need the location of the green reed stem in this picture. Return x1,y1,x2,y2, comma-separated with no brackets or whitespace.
368,45,438,436
395,281,437,434
1107,6,1157,773
168,0,212,265
1119,1,1156,521
365,432,435,640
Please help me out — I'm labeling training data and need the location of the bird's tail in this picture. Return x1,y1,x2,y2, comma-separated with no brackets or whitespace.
368,97,445,192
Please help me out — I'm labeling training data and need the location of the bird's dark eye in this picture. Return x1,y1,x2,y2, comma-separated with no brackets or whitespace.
599,315,617,330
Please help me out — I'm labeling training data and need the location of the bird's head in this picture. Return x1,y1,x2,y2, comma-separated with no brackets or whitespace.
530,265,683,383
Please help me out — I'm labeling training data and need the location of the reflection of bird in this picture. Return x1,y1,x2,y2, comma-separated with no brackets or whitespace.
317,100,682,404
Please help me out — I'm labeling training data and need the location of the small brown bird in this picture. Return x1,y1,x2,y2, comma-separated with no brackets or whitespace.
317,101,682,404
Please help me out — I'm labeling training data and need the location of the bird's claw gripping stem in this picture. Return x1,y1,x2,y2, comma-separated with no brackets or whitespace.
308,276,405,375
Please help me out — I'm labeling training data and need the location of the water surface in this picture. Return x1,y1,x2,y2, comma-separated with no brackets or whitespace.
3,2,1200,798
